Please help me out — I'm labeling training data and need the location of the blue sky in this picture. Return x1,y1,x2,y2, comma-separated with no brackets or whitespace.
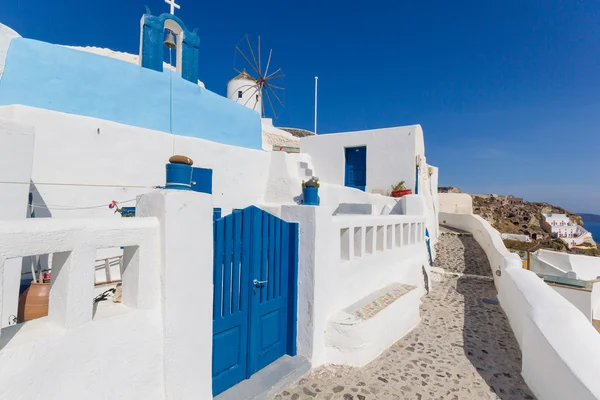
2,0,600,212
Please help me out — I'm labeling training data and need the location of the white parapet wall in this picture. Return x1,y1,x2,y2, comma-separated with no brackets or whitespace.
282,206,429,367
0,117,35,327
0,190,214,399
531,249,600,280
441,212,600,400
438,193,473,214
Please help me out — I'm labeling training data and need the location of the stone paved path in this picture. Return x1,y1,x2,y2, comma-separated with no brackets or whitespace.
435,226,493,277
276,229,534,400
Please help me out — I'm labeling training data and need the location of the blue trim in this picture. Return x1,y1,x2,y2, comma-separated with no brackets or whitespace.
0,39,263,150
415,165,419,194
287,222,299,356
191,167,213,194
344,146,367,191
425,228,434,266
140,12,200,84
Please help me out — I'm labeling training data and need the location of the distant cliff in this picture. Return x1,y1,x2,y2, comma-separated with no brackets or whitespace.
470,194,583,237
439,188,598,256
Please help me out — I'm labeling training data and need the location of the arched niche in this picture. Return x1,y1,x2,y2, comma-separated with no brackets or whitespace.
139,8,200,84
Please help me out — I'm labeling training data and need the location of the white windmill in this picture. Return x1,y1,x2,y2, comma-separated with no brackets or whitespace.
227,35,285,118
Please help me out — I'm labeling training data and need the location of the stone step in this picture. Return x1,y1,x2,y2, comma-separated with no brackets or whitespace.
215,355,310,400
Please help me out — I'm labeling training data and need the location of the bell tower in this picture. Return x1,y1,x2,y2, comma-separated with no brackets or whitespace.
138,5,200,84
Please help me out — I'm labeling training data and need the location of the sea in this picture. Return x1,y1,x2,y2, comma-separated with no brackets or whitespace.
583,221,600,242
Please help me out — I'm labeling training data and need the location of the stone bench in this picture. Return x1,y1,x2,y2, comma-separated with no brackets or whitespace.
325,283,424,367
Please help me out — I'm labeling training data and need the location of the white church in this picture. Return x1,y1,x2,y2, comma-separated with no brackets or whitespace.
1,2,596,400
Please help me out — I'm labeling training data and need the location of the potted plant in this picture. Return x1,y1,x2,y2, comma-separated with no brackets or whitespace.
110,200,135,217
302,177,320,206
391,181,412,198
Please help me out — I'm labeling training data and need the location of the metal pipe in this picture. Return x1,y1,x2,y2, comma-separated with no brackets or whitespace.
314,76,318,134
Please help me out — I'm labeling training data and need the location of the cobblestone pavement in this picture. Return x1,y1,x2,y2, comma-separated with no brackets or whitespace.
276,231,534,400
435,226,493,277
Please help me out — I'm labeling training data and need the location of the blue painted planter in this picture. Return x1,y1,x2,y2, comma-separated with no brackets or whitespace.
303,187,320,206
166,163,192,190
121,207,136,217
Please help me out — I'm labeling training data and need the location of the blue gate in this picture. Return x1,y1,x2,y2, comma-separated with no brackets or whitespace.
212,206,299,396
344,146,367,191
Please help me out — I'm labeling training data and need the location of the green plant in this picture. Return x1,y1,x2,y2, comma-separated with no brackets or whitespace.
391,180,406,191
302,177,320,189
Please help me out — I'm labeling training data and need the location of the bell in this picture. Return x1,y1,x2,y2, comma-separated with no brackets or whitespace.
164,31,177,49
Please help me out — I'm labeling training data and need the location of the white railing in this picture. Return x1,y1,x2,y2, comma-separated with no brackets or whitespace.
334,214,426,262
0,217,160,335
95,255,124,285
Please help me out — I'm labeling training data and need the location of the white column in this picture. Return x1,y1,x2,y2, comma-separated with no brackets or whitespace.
281,205,335,367
49,248,96,329
137,190,213,400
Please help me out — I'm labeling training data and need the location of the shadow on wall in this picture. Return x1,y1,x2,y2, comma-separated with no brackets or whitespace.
20,183,51,293
455,277,535,400
391,201,403,215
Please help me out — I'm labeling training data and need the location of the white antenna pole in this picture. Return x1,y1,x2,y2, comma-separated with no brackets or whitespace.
314,76,318,134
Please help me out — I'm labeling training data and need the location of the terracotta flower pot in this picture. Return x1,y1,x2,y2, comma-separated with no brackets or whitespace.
391,189,412,198
18,282,50,323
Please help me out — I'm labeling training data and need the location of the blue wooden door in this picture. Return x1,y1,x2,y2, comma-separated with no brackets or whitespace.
212,207,298,396
191,167,213,194
344,146,367,191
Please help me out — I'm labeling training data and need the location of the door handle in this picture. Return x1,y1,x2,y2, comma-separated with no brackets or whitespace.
253,279,268,287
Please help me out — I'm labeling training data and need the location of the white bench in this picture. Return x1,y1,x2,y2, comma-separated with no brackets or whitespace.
325,282,424,366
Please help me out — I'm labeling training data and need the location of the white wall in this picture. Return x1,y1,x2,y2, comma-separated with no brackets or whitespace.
0,105,427,223
300,125,422,194
550,285,592,321
0,105,271,219
532,249,600,280
0,214,163,399
263,151,399,216
261,118,299,151
0,190,214,399
438,193,473,214
281,206,429,366
443,213,600,400
299,125,438,247
0,117,35,327
501,267,600,400
592,282,600,320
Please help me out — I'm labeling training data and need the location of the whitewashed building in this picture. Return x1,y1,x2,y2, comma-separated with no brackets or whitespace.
542,213,595,247
0,5,439,399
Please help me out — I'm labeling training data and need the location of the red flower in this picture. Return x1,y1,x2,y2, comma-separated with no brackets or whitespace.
109,200,117,209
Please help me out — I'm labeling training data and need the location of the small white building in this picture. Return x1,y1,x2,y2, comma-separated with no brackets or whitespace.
542,213,595,247
227,70,261,113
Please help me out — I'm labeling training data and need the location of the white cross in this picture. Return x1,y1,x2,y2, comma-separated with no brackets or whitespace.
165,0,181,15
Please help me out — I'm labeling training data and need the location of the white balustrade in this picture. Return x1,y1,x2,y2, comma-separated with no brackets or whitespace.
334,215,426,262
0,217,160,336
